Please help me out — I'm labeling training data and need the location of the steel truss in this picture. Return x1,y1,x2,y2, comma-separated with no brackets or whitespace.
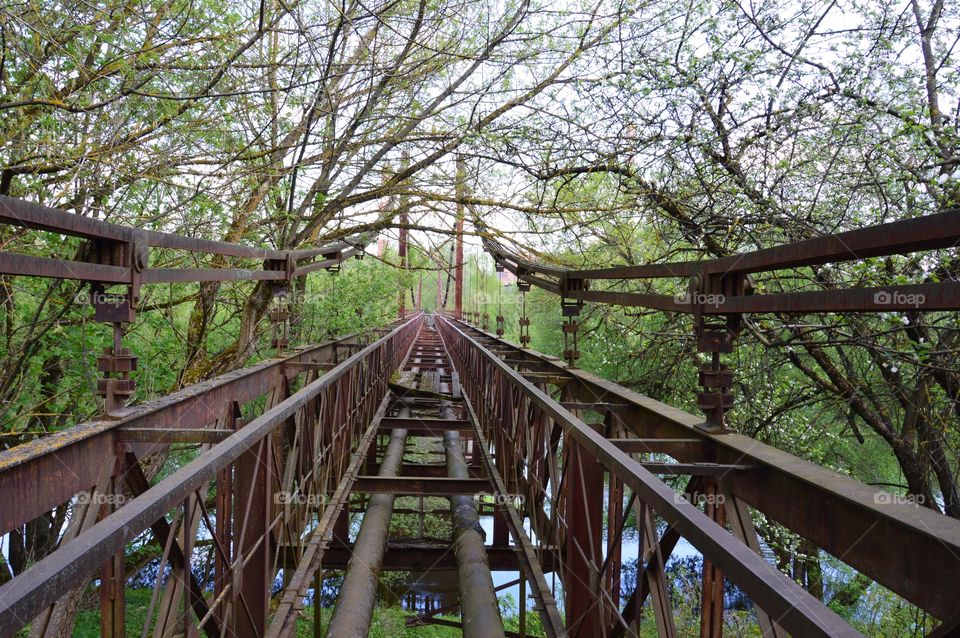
439,315,960,637
0,194,958,637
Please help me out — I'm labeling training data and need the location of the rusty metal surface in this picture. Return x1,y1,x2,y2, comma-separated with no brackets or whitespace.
0,194,369,286
439,315,865,637
0,194,335,261
0,314,423,636
487,207,960,281
4,184,960,637
455,319,960,625
309,545,558,571
0,252,131,281
0,331,366,536
352,475,492,495
484,210,960,316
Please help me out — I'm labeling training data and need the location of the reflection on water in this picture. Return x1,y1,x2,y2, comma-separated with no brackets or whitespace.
382,570,460,612
125,511,767,618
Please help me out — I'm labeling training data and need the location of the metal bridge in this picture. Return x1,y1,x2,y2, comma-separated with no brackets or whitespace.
0,194,959,637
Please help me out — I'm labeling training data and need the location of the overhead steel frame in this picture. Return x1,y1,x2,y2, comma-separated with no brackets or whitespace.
0,194,958,637
439,315,960,637
481,209,960,429
0,195,367,416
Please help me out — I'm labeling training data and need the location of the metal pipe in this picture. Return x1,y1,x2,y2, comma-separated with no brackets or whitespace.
326,427,408,638
443,424,505,638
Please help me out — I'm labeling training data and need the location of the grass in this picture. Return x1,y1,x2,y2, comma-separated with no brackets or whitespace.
68,589,545,637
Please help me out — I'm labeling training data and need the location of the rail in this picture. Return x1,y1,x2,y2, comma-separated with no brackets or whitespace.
0,313,423,637
440,315,960,635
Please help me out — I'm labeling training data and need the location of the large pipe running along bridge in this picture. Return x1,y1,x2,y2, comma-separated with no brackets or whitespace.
0,194,958,637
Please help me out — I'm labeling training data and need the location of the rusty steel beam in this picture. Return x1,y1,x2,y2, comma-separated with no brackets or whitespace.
562,435,605,636
484,209,960,316
379,416,471,429
703,281,960,313
326,428,408,638
0,194,368,262
0,195,143,244
438,315,865,637
638,462,756,475
564,281,960,314
286,238,365,261
290,244,365,277
486,207,960,281
287,544,558,571
0,330,367,536
352,475,491,495
399,205,408,317
364,462,480,478
539,279,960,314
0,195,369,288
609,437,709,457
141,267,287,283
0,252,130,282
117,428,233,444
455,320,960,623
455,155,465,319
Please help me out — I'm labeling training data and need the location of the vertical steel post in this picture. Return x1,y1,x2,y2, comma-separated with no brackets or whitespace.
398,217,408,319
99,457,125,638
699,478,726,638
232,436,272,636
563,437,604,636
560,277,585,367
215,402,241,627
455,155,465,319
692,272,748,431
438,261,444,312
518,282,531,347
89,234,145,418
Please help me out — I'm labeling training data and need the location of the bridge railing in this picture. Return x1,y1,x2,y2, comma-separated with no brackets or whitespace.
438,313,960,637
0,312,422,638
